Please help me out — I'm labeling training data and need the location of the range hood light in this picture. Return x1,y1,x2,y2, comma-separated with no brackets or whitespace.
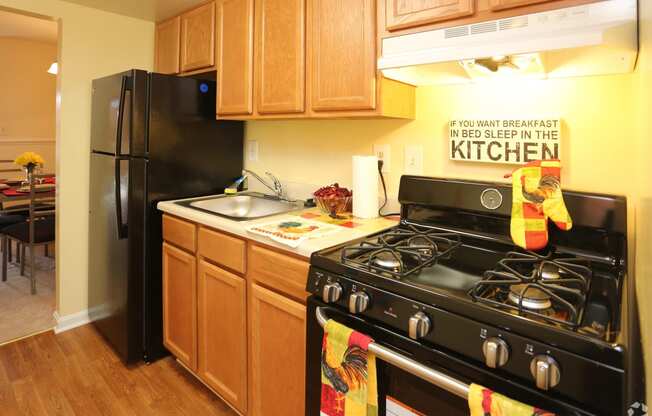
460,54,545,81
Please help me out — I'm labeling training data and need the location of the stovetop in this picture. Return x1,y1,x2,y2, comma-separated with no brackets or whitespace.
313,222,623,343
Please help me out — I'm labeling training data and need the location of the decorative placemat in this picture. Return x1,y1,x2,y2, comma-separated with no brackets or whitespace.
246,216,341,248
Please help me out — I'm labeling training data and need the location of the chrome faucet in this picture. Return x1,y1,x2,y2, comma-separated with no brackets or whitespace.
226,169,285,199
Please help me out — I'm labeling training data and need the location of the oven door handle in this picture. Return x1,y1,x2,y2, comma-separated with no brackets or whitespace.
316,307,470,399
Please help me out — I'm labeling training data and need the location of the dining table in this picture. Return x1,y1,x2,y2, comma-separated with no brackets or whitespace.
0,177,56,215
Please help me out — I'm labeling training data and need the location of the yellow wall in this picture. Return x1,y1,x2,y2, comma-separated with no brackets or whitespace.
0,1,154,316
635,0,652,405
246,74,638,198
0,37,57,174
0,37,56,138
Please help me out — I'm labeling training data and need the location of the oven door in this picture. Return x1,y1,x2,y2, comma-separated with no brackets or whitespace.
306,297,596,416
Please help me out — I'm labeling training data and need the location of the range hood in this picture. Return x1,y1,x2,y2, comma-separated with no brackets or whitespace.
379,0,638,85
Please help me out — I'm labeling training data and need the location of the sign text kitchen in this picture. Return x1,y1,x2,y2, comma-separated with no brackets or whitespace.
449,118,561,164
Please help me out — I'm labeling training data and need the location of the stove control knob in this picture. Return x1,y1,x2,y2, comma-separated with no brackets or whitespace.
348,291,370,314
408,312,431,340
530,355,561,391
322,283,343,304
482,337,510,368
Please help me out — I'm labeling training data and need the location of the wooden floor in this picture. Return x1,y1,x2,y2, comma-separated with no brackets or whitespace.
0,324,238,416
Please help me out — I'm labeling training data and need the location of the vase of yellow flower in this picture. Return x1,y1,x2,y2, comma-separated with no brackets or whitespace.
14,152,45,184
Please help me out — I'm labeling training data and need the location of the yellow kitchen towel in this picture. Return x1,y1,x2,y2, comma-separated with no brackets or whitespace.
320,320,378,416
468,384,555,416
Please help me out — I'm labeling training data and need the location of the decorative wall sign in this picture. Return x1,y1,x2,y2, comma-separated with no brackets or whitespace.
449,118,561,164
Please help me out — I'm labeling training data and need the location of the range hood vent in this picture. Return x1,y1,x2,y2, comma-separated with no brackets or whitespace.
379,0,638,85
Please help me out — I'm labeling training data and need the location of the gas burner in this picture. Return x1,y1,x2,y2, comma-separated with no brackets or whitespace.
340,224,462,279
407,236,436,257
508,284,552,311
470,251,591,329
372,251,402,271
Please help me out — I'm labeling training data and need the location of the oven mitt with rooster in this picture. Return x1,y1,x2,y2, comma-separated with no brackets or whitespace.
506,160,572,251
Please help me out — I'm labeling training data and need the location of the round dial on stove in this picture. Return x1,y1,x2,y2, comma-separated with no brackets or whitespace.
348,291,370,314
322,282,343,304
480,188,503,210
482,337,510,368
530,355,561,391
408,312,431,340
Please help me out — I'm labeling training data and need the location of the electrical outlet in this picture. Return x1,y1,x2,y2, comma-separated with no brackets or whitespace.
247,140,259,161
404,145,423,175
373,144,391,173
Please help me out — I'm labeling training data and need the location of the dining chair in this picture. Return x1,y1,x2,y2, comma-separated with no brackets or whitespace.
0,159,26,271
1,174,55,294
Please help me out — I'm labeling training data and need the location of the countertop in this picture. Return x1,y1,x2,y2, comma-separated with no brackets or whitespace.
157,195,398,258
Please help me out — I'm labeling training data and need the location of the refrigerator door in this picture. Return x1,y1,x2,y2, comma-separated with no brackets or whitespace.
90,70,148,156
88,152,142,362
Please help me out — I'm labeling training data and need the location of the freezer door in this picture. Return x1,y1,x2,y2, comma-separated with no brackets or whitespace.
88,152,141,363
91,70,148,156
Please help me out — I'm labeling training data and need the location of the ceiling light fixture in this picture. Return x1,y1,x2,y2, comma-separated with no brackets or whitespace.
47,62,58,75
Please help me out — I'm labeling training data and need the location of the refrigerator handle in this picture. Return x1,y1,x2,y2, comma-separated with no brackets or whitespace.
115,158,128,240
115,75,130,156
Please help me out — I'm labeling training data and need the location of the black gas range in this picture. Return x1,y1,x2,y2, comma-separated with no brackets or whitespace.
305,176,644,416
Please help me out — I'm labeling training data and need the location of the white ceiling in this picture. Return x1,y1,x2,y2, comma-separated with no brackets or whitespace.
60,0,208,22
0,9,57,43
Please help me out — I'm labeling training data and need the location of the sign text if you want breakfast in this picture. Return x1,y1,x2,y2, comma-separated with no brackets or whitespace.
449,118,561,164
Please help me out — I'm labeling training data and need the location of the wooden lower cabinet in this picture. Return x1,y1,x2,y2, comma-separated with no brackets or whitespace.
249,283,306,416
163,221,309,415
162,243,198,371
198,260,248,413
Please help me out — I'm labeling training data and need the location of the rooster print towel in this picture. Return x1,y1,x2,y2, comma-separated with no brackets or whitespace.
468,384,555,416
321,320,378,416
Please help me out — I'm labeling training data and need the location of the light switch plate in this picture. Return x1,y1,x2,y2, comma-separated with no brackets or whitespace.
247,140,259,161
373,144,391,173
404,145,423,175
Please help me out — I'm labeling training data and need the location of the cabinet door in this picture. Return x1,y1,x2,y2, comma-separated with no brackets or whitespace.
198,260,247,413
155,17,181,74
180,2,216,72
308,0,376,112
216,0,254,115
385,0,474,31
489,0,559,11
254,0,305,114
249,284,306,416
162,243,197,370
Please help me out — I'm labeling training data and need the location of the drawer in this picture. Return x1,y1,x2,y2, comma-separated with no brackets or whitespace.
248,244,309,302
162,215,197,253
198,227,246,274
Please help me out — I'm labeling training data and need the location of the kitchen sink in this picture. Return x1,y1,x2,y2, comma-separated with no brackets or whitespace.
176,193,302,220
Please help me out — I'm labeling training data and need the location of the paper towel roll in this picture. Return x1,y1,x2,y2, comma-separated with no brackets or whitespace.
352,155,379,219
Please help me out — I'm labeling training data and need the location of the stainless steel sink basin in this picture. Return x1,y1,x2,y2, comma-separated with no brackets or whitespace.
177,193,302,220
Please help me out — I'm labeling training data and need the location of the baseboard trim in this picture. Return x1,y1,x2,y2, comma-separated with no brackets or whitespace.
53,309,91,334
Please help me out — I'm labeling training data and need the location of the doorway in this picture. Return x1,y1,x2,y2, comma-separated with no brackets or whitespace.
0,8,58,344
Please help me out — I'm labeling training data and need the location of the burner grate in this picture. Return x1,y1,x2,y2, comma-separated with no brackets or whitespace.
341,224,462,279
470,251,591,329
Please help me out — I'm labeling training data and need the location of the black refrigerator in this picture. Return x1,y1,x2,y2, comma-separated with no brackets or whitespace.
88,69,243,363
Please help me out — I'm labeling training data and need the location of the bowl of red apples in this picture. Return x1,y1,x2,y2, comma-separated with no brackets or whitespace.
313,183,353,218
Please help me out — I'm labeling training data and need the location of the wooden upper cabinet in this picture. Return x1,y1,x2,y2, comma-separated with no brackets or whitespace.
180,2,216,72
385,0,475,31
308,0,376,112
155,16,181,74
489,0,558,11
162,243,197,371
254,0,306,114
216,0,254,115
198,260,247,413
249,283,306,416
